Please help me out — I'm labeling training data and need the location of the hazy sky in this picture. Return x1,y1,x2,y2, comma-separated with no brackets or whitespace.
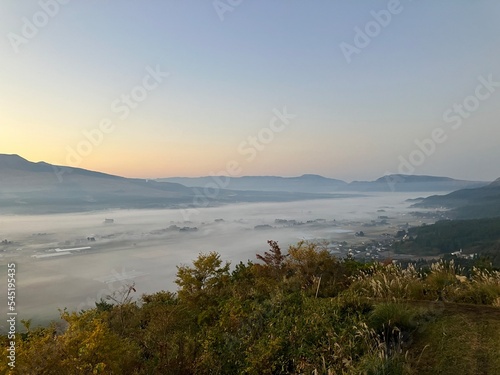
1,1,499,181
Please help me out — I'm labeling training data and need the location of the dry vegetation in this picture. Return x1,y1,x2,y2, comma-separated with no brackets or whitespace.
1,240,499,374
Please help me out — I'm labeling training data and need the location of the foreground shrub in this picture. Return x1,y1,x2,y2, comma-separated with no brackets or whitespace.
5,310,140,375
349,263,424,300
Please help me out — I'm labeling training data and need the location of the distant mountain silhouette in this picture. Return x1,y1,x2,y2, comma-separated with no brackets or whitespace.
159,174,348,193
374,175,456,183
1,154,492,214
489,177,500,187
0,154,345,214
414,177,500,219
159,174,488,193
0,154,195,213
0,154,124,178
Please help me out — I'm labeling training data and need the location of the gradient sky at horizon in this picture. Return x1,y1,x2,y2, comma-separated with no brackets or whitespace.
1,0,499,182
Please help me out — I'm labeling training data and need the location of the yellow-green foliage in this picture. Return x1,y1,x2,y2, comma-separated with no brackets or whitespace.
349,259,500,306
349,262,424,300
2,310,140,375
1,241,499,374
285,241,350,297
455,267,500,305
409,303,500,375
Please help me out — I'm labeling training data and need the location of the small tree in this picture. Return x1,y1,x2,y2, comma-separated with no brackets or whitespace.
176,252,230,304
104,282,137,335
256,240,287,269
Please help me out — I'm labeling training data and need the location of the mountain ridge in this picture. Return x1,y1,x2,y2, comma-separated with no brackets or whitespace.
158,173,488,193
0,154,127,180
0,154,493,215
413,178,500,219
0,154,348,214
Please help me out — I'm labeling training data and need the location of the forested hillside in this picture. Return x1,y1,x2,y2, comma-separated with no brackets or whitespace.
414,179,500,219
2,241,500,374
393,218,500,267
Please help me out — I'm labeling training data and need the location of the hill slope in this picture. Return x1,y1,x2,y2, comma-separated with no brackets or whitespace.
393,217,500,266
414,178,500,219
0,154,346,213
0,154,195,213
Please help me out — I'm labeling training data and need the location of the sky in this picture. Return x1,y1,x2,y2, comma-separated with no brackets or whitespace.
1,0,499,182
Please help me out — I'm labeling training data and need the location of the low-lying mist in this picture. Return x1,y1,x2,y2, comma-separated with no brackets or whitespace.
0,192,438,330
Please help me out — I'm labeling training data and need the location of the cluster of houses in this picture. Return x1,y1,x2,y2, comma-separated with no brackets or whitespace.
450,249,477,260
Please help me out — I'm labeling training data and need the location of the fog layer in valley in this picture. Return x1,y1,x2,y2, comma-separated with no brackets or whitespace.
0,192,441,330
